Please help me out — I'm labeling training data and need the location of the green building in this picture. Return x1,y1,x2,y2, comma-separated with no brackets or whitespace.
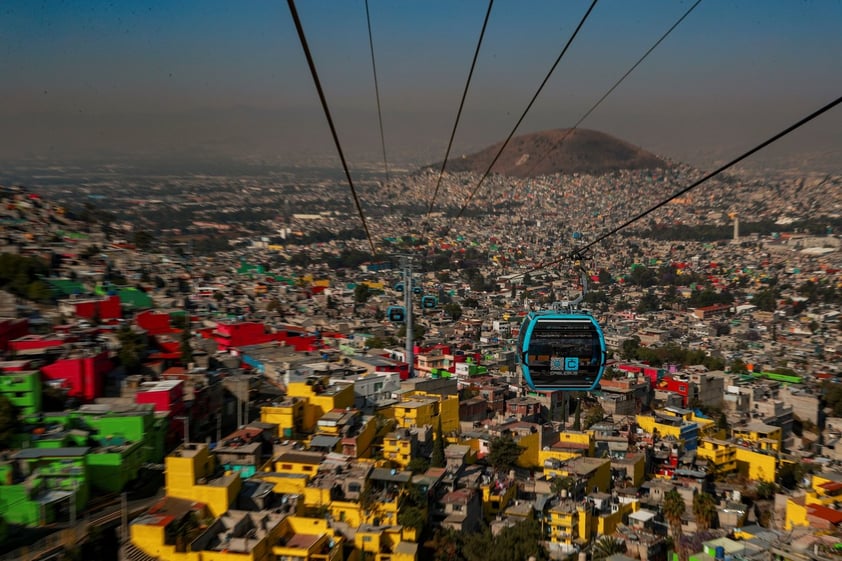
0,371,42,416
16,404,168,497
0,448,89,526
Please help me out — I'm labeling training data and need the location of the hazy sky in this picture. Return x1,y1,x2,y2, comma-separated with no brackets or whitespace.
0,0,840,170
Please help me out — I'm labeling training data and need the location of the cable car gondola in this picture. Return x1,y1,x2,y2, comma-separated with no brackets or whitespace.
387,306,406,323
421,295,438,309
518,311,606,391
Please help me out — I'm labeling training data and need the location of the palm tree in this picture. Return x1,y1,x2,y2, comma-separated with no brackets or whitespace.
592,536,626,560
663,488,686,558
692,491,718,531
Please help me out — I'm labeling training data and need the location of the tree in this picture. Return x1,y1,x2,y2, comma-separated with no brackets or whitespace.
132,230,155,251
756,481,777,500
572,399,582,431
180,316,194,366
397,504,427,538
407,457,430,474
487,434,522,473
426,528,464,561
597,268,613,285
443,302,462,321
397,323,427,341
592,536,626,560
753,287,778,312
27,280,54,303
663,488,686,558
117,325,146,374
354,283,372,305
550,476,576,498
583,404,606,429
431,417,446,468
692,491,718,531
620,336,641,360
778,461,807,490
0,395,20,449
629,265,656,287
636,292,661,313
463,519,547,561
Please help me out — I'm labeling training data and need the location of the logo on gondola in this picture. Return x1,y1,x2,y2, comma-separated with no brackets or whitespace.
564,357,579,371
550,357,564,371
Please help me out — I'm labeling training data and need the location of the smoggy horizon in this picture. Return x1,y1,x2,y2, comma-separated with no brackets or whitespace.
1,1,840,173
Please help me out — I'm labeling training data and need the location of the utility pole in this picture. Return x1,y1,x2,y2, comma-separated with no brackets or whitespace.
216,413,222,443
121,492,128,543
233,379,242,429
69,479,77,528
402,255,414,377
176,415,189,444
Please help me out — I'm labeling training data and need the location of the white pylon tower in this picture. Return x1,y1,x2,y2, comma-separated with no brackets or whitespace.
401,255,414,377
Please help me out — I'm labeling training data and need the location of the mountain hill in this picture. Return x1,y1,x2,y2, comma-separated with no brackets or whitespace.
440,128,669,178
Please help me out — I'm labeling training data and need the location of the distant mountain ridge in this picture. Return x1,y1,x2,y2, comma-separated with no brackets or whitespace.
439,128,669,178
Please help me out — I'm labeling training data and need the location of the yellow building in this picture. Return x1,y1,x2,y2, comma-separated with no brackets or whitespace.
481,477,518,519
514,430,541,469
547,501,592,546
274,451,325,480
545,457,611,495
785,474,842,530
261,376,355,436
391,391,459,434
610,454,646,487
354,525,418,561
131,496,212,561
359,468,413,527
253,473,309,497
594,498,640,537
810,473,842,505
165,443,241,517
382,429,417,469
697,438,738,476
261,399,305,439
539,431,593,468
696,438,777,482
360,280,385,291
301,461,413,530
272,516,345,561
733,447,777,483
314,409,377,458
132,506,339,561
732,421,782,452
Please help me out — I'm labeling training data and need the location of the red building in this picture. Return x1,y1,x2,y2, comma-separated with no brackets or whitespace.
274,325,321,352
135,310,178,336
616,362,663,386
205,322,276,351
135,379,185,416
40,350,112,401
0,359,37,372
8,334,72,354
655,376,690,406
68,295,122,320
201,321,322,353
0,318,28,352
